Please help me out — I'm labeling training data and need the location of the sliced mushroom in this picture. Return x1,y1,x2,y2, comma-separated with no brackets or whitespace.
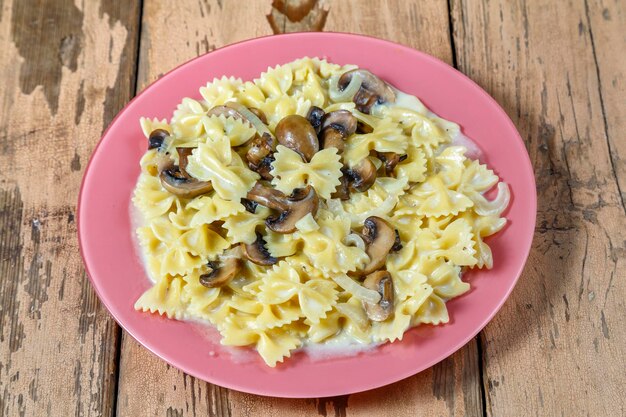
362,271,394,321
199,258,242,288
159,164,213,198
246,133,276,180
207,105,243,120
377,152,407,176
356,121,374,134
319,110,358,153
331,171,351,200
320,127,346,152
148,129,169,150
306,106,325,134
275,115,319,161
391,229,403,252
176,147,194,179
359,216,396,275
338,69,396,114
321,110,357,136
246,183,319,233
241,232,278,266
347,158,377,192
240,198,258,213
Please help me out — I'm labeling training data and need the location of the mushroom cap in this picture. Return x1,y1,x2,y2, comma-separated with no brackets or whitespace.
362,270,395,321
148,129,169,150
159,164,213,198
246,182,291,211
199,258,242,288
377,152,407,176
275,115,319,161
321,110,357,137
241,232,278,266
246,132,276,178
338,69,396,114
306,106,326,134
265,185,319,234
359,216,396,275
176,147,194,179
348,158,377,192
207,105,243,120
240,198,258,213
320,127,346,153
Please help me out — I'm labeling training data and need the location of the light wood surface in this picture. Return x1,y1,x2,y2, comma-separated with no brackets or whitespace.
0,0,624,416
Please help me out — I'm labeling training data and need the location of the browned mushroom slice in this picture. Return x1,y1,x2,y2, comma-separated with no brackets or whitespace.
240,198,258,213
347,158,377,192
148,129,169,150
359,216,396,275
338,69,396,114
320,127,346,152
206,105,243,120
246,133,276,180
159,164,213,198
356,121,374,134
176,147,194,179
391,229,403,252
321,110,358,136
241,232,278,266
362,271,395,321
331,171,351,200
199,258,242,288
275,115,319,161
246,183,319,234
306,106,326,134
319,110,358,153
377,152,408,176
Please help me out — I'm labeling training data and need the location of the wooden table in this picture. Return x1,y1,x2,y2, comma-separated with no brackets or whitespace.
1,0,624,415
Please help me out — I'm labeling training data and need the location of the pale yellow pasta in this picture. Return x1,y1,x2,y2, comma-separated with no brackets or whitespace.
185,136,259,200
132,57,510,367
270,145,343,199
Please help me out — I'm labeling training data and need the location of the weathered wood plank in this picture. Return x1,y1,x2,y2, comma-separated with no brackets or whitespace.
450,0,626,415
117,1,483,416
0,1,140,416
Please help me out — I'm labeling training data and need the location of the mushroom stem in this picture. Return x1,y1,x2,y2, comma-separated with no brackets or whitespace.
246,183,319,233
241,232,278,266
359,216,396,275
363,271,395,321
338,69,396,114
199,257,242,288
159,163,213,198
246,182,290,211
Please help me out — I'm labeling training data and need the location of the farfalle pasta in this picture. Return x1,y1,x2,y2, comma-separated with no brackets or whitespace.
132,57,510,367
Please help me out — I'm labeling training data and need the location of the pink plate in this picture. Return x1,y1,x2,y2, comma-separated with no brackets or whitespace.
78,33,536,398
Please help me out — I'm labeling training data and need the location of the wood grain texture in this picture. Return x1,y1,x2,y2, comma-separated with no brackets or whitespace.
116,1,483,416
0,1,140,416
450,0,626,415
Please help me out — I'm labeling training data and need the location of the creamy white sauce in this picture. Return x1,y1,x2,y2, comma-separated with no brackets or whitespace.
301,333,380,361
391,90,484,160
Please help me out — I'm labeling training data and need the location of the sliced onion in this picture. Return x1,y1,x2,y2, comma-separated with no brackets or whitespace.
471,182,510,216
225,101,272,137
295,213,319,233
332,274,381,304
344,233,366,251
329,72,363,102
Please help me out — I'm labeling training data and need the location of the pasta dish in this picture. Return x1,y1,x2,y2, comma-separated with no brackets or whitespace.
132,57,510,366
